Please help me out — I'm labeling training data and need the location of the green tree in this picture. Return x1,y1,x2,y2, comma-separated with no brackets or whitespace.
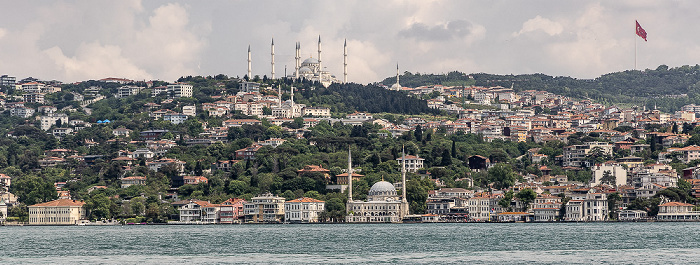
607,192,621,220
515,188,537,211
441,148,452,166
86,193,117,220
414,125,423,141
487,163,517,189
10,176,57,205
600,170,616,186
498,190,514,211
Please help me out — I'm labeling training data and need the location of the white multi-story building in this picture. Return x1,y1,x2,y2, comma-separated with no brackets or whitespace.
10,107,35,118
235,102,264,117
164,113,188,125
23,92,45,104
591,163,627,186
116,86,140,98
563,142,613,167
396,155,424,172
182,105,196,116
40,113,69,131
20,81,45,93
244,193,285,223
301,106,331,117
284,197,325,223
167,84,193,98
564,192,608,221
467,193,503,221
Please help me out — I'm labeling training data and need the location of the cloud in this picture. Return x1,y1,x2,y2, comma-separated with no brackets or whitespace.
514,15,563,36
0,28,6,39
43,42,152,81
399,20,481,41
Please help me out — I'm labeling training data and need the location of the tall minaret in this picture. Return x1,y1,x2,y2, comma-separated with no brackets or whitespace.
395,63,400,89
270,38,275,79
277,84,282,107
401,146,407,203
347,147,353,201
247,45,252,79
290,86,294,105
343,39,348,83
295,42,300,79
317,35,322,84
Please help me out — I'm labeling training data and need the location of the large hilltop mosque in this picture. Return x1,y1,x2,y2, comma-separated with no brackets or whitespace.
246,36,346,87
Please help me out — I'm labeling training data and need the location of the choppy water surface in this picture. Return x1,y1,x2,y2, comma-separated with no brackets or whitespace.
2,222,700,264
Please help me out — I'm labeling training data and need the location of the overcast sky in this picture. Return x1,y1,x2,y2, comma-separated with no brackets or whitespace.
1,1,697,84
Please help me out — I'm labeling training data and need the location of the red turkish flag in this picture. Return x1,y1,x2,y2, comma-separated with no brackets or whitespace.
636,20,647,41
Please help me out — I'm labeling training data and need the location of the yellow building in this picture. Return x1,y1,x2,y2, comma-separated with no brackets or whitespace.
28,199,86,225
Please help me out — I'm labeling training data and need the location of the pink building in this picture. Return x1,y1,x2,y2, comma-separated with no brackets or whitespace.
219,198,247,224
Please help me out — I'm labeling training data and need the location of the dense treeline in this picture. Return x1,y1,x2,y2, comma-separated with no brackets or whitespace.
380,64,700,112
296,83,440,115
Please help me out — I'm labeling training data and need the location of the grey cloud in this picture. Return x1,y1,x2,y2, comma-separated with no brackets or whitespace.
399,20,475,41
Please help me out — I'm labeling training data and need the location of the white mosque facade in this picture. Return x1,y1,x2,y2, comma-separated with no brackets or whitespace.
345,149,410,223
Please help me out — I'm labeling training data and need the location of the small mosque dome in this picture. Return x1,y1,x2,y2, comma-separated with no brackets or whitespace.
369,181,397,197
299,67,313,74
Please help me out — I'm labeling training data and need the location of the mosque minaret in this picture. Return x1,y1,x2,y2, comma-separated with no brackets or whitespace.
390,63,401,91
294,42,300,79
317,35,322,84
270,38,275,79
247,45,252,79
343,39,347,83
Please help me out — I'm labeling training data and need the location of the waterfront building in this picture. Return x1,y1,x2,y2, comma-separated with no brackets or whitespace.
172,199,219,223
284,197,325,223
346,148,409,223
619,209,648,221
656,202,700,221
244,192,285,223
532,194,562,222
219,198,246,224
28,199,86,225
564,192,608,221
467,193,504,221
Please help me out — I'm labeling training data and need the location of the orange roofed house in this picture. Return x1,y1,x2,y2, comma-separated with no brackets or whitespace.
28,199,86,225
656,202,700,221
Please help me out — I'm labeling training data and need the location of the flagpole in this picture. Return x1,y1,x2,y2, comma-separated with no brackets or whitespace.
635,29,637,70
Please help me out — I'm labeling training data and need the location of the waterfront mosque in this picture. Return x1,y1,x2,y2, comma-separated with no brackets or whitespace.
346,148,410,223
247,36,344,88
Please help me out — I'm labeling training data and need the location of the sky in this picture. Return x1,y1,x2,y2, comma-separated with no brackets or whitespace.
0,1,697,84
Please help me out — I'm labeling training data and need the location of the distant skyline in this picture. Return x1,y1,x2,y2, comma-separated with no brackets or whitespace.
0,1,696,84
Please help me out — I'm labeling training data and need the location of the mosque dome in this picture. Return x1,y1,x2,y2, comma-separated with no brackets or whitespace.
368,181,397,197
302,57,319,65
299,67,313,74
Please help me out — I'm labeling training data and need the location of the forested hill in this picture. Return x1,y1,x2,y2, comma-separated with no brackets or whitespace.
297,83,439,115
380,65,700,112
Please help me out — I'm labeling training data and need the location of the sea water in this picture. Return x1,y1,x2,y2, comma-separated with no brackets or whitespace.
2,222,700,264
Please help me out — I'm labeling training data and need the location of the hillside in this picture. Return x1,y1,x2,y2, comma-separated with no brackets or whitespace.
380,65,700,112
